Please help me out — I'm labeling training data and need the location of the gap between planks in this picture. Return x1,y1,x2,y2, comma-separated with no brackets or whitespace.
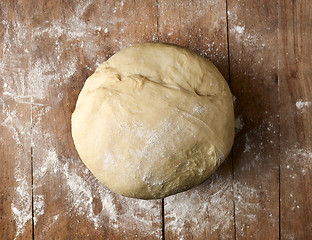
225,0,237,239
31,97,35,240
277,1,282,239
162,199,165,240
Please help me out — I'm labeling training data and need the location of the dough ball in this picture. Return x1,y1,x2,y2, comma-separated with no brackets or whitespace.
71,42,234,199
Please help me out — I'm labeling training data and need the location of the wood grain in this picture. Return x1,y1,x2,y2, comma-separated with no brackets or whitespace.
0,1,33,239
278,0,312,238
28,0,162,239
158,1,235,239
227,0,280,238
0,101,32,240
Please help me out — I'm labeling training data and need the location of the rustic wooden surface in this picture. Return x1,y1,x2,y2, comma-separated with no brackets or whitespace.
1,0,312,239
228,0,280,239
279,1,312,239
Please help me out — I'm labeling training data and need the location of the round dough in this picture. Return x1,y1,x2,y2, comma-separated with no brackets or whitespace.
72,42,234,199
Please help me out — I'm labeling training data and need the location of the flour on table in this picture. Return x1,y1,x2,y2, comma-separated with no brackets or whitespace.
232,95,237,104
1,107,32,239
165,172,233,240
33,195,45,225
232,25,261,49
11,164,32,239
295,100,311,113
235,115,244,132
233,180,277,237
284,146,312,211
285,146,312,177
232,25,245,34
234,181,260,222
33,147,162,238
243,135,252,153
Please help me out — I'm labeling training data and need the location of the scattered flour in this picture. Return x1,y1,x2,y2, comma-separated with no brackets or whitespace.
53,215,59,221
33,195,45,225
1,107,32,239
295,100,311,113
283,146,312,212
32,144,162,238
232,25,261,49
11,166,32,239
234,182,259,222
285,146,312,177
233,181,277,238
235,115,244,132
232,25,245,34
243,135,252,153
165,173,233,239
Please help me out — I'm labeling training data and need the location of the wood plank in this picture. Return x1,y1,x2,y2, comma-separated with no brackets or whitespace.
158,1,235,239
0,1,33,239
29,0,162,239
0,101,32,240
278,0,312,238
227,0,280,239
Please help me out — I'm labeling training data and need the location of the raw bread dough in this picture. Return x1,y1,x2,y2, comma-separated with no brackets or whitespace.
71,43,234,199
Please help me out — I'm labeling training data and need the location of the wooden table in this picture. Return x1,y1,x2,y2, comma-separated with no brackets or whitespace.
1,0,311,239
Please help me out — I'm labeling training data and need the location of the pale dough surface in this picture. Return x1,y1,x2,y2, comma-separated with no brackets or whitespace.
72,43,234,199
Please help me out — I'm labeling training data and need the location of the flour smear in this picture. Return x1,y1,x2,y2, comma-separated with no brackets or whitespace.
1,107,32,239
32,147,162,238
165,172,233,240
295,99,311,113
